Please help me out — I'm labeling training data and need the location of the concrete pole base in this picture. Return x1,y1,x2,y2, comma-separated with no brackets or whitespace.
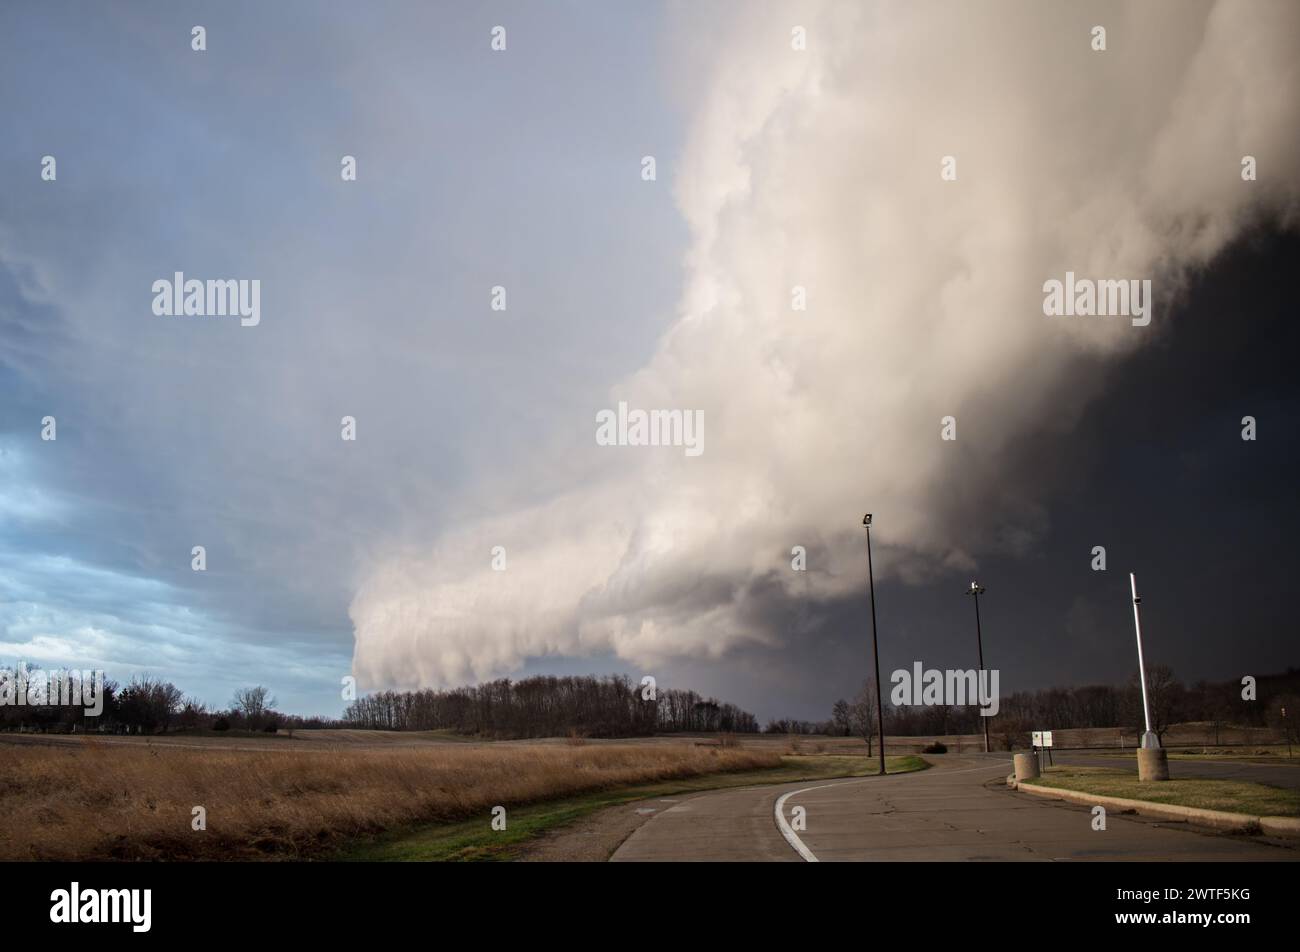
1013,752,1040,781
1137,747,1170,781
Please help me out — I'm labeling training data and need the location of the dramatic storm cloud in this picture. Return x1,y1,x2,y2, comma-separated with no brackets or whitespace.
2,2,1296,717
350,0,1300,688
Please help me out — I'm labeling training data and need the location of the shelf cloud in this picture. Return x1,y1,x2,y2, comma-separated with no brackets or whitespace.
351,0,1300,688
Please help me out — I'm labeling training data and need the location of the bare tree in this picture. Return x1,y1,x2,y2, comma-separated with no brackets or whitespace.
849,680,880,757
831,699,852,737
1125,664,1183,743
115,675,183,733
997,715,1028,751
177,696,208,730
232,686,276,731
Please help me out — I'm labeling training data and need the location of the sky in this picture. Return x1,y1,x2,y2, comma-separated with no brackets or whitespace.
1,1,1297,722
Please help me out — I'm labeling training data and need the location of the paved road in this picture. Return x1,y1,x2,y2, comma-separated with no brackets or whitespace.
611,754,1299,862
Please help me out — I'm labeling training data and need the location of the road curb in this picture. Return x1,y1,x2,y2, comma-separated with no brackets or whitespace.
1260,816,1300,836
1012,781,1299,837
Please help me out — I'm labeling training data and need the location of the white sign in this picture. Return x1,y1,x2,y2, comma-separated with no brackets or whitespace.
1042,731,1054,748
1031,731,1042,746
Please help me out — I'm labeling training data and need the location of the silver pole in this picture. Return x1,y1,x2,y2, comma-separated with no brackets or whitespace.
1130,572,1159,749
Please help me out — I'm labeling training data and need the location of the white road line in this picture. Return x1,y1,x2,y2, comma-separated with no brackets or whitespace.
774,761,1013,862
775,780,855,861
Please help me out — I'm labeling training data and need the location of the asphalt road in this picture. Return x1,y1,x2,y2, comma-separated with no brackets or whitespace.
611,754,1299,862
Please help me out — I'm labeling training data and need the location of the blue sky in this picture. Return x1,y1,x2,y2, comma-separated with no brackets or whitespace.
0,1,688,714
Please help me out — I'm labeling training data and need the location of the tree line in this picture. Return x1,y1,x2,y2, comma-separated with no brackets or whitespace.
0,670,332,735
341,674,759,738
0,667,760,739
815,667,1300,748
6,662,1295,747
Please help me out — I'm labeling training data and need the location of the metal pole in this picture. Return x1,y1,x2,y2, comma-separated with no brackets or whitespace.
865,524,887,776
1130,572,1159,749
972,589,990,754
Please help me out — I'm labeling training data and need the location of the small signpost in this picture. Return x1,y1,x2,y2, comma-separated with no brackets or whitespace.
1031,730,1055,770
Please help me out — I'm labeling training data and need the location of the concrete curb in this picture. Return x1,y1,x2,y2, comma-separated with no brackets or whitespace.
1013,782,1300,838
1260,816,1300,837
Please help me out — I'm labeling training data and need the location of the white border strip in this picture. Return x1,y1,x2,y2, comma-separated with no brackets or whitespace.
775,781,845,861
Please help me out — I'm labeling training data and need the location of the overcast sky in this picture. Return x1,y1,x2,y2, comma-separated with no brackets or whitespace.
2,1,1297,721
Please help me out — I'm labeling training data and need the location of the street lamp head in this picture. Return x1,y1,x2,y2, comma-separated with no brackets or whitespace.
966,581,985,596
862,513,872,527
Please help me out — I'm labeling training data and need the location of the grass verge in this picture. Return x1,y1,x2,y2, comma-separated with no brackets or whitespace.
338,753,929,862
1028,765,1300,817
1166,749,1298,764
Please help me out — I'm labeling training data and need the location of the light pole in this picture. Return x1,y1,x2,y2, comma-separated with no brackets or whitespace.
863,514,887,776
966,581,991,754
1130,572,1159,750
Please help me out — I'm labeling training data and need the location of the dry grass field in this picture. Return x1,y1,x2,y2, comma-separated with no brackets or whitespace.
3,718,1287,861
0,738,778,861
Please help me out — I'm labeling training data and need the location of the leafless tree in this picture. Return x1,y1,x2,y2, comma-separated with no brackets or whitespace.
232,686,276,731
1128,664,1184,743
831,699,852,737
849,680,880,757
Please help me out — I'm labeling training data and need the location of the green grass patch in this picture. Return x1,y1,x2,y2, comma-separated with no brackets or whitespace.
1029,765,1300,818
337,753,928,862
1166,749,1298,764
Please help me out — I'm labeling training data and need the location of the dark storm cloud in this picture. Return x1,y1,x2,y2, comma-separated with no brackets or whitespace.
351,1,1300,717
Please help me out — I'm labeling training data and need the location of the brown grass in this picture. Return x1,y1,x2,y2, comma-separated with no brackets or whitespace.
0,740,778,861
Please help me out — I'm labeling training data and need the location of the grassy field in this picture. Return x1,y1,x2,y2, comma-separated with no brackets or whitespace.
1029,765,1300,817
0,739,787,861
340,753,929,862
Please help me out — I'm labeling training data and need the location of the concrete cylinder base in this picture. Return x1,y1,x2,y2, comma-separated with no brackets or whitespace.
1013,752,1040,782
1137,747,1170,781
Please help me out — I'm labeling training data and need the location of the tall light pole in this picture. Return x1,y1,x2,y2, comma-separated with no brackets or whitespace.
1130,572,1159,750
965,581,990,754
863,514,887,776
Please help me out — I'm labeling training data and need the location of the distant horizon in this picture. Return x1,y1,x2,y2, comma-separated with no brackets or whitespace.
5,660,1296,729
